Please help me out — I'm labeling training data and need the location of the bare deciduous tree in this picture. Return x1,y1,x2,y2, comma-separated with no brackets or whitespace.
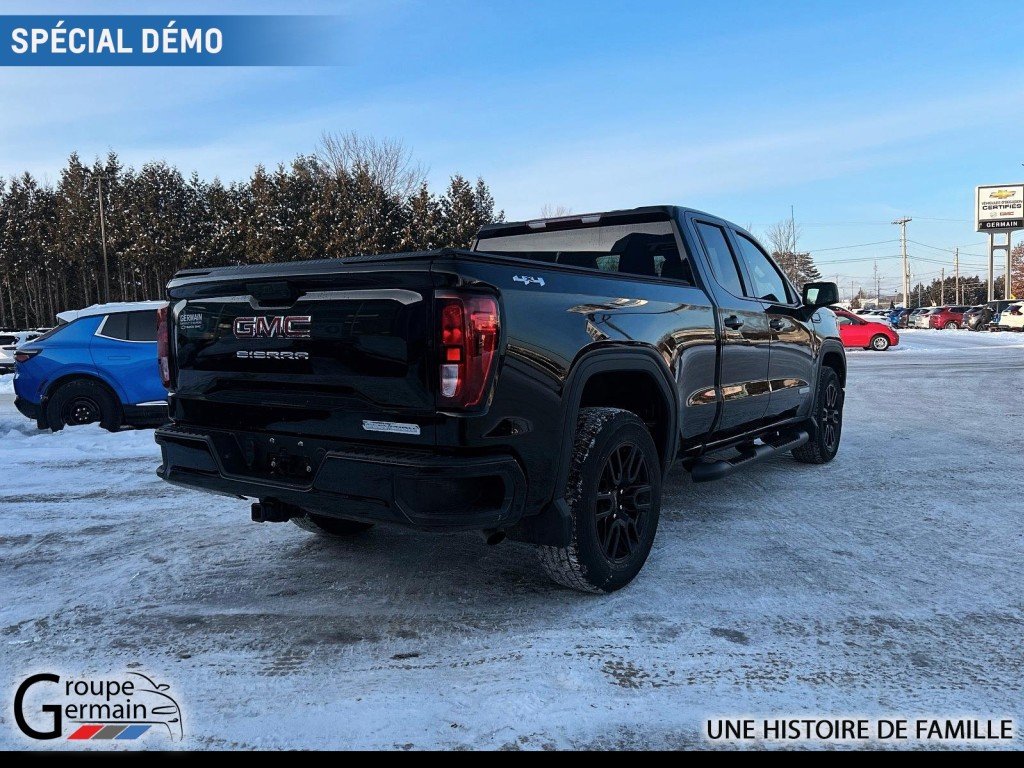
540,204,573,218
317,131,426,199
765,218,800,256
763,218,822,289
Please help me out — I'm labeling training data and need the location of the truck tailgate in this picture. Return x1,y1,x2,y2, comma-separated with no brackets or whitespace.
169,265,436,443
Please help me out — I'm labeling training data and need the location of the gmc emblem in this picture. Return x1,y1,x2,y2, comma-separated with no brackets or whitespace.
233,315,311,339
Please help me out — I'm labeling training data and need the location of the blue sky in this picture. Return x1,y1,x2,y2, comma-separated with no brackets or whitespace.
1,0,1021,294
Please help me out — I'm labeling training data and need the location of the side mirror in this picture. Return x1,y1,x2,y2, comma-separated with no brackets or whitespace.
802,281,839,308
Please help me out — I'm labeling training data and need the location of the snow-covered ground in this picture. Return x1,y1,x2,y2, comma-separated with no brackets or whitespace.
1,330,1022,750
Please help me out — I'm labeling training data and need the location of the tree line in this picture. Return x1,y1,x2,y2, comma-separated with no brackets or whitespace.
0,133,503,328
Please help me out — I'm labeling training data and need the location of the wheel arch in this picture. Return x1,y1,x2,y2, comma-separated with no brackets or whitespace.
564,346,679,472
514,345,678,549
819,341,847,387
42,372,124,413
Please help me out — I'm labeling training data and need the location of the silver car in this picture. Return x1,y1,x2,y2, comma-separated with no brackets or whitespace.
0,330,41,373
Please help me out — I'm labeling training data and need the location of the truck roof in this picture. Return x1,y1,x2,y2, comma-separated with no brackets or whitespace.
476,205,712,238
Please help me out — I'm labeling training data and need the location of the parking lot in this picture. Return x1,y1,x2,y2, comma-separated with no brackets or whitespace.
1,329,1022,750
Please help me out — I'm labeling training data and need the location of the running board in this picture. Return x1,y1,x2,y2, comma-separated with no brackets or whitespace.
689,429,810,483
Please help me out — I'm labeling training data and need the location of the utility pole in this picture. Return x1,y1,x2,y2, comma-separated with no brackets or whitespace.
873,260,881,304
893,217,911,308
954,248,960,305
790,205,797,252
97,175,110,304
84,172,111,304
940,268,945,305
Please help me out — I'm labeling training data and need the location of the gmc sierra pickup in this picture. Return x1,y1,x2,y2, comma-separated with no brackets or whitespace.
155,205,846,592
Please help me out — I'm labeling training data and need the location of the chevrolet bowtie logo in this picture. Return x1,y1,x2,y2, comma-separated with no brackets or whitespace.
989,189,1016,200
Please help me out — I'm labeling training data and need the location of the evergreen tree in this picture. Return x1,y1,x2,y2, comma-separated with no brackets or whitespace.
402,182,441,251
0,139,502,326
439,174,480,248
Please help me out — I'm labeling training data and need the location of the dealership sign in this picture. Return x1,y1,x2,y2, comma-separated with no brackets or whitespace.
975,184,1024,231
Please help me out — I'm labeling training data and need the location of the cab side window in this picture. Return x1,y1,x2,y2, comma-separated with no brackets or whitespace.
695,222,745,297
734,233,792,304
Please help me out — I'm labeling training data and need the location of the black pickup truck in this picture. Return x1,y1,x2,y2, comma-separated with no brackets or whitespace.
155,206,845,592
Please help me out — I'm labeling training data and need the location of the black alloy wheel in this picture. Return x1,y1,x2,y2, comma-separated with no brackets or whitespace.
595,442,653,563
821,379,842,452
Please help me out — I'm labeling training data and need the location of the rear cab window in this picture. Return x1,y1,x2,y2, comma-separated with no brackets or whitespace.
474,216,696,284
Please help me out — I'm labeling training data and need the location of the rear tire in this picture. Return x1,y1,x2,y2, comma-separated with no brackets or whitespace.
292,514,374,536
793,366,843,465
944,321,959,330
46,379,121,432
870,334,890,351
537,407,661,593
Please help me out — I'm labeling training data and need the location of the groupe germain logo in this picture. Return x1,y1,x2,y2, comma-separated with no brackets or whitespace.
232,314,311,339
13,672,183,743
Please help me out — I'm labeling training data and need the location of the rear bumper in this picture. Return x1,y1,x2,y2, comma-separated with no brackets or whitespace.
14,396,38,421
155,424,527,532
123,402,169,427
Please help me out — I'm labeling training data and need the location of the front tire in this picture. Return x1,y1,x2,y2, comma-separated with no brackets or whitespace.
944,321,959,330
46,379,121,432
292,514,374,536
793,366,844,465
870,334,890,351
538,408,662,593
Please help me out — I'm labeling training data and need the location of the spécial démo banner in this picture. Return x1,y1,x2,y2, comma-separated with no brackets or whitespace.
10,20,223,56
0,15,346,66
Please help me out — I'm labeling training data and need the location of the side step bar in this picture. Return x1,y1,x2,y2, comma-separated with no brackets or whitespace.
690,429,809,483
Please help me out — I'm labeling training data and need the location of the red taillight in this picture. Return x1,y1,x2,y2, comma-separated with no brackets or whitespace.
436,293,500,408
156,304,171,389
14,350,38,364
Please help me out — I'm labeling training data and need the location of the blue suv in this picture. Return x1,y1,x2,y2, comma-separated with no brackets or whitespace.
13,301,168,431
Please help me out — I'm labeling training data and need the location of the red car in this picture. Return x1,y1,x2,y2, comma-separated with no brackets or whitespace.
833,307,900,351
926,305,970,330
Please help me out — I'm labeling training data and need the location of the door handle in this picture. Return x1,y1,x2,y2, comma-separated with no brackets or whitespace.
723,315,744,330
769,318,786,331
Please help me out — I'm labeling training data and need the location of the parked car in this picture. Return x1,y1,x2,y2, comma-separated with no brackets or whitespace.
833,307,900,350
154,205,847,592
962,305,988,331
906,307,930,327
983,299,1018,331
13,301,169,431
854,309,887,323
0,330,42,373
998,301,1024,331
926,305,971,330
910,307,940,328
889,308,911,328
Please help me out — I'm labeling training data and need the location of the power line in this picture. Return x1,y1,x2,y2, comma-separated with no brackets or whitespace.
810,239,899,252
